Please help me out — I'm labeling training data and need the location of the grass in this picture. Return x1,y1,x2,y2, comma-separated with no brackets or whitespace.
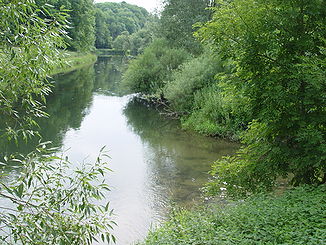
141,185,326,245
51,51,97,75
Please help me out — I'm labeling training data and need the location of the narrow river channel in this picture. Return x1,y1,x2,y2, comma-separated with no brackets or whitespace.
0,56,238,245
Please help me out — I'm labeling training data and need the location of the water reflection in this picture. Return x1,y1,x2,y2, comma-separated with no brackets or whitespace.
0,56,125,156
0,56,239,245
123,98,238,205
0,65,95,156
94,56,126,95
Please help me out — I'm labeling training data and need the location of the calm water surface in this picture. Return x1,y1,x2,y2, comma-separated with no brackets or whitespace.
0,56,238,245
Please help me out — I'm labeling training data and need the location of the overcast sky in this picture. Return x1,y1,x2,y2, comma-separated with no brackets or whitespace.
94,0,162,12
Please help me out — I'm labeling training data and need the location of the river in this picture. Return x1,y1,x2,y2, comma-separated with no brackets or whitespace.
0,56,238,245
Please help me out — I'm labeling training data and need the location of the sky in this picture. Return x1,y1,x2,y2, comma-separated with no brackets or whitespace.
94,0,162,12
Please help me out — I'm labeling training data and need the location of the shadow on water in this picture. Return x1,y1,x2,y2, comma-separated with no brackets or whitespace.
0,66,95,157
123,98,239,206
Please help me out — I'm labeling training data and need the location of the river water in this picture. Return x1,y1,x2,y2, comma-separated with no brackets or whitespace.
0,56,238,244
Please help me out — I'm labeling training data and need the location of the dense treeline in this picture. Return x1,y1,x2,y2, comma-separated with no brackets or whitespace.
33,1,152,54
95,2,153,53
158,0,212,54
122,0,326,194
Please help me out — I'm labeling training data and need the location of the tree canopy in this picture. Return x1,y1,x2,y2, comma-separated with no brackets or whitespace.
35,0,96,52
158,0,212,54
199,0,326,194
94,1,150,49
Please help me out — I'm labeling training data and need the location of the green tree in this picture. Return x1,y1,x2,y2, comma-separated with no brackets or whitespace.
67,0,95,52
128,19,157,54
95,8,111,48
0,0,67,141
158,0,211,54
35,0,95,52
112,31,130,52
199,0,326,196
95,2,150,49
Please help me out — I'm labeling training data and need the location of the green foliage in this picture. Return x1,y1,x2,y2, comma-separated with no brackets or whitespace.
164,51,223,114
114,19,157,55
112,31,130,51
0,143,115,244
66,0,95,52
181,67,252,139
141,185,326,245
0,2,115,243
95,8,111,49
159,0,211,54
206,124,278,198
163,50,251,139
0,0,68,141
95,2,150,49
35,0,96,52
182,84,239,140
128,19,157,54
197,0,326,193
121,39,189,94
52,51,97,75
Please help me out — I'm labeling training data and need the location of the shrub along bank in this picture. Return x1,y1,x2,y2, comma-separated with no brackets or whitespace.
141,185,326,245
122,0,325,193
123,0,325,244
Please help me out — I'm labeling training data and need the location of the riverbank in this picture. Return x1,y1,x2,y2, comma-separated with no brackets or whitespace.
141,185,326,245
51,51,97,75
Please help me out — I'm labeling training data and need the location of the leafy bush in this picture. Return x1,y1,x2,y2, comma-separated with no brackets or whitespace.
141,185,326,245
121,39,189,95
182,85,233,139
164,51,223,114
181,73,252,140
205,123,278,198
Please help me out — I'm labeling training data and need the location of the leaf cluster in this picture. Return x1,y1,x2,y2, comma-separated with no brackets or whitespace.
121,39,189,95
0,143,116,245
0,0,68,142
